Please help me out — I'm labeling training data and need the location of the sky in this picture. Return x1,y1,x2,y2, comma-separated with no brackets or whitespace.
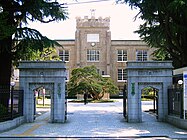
29,0,143,40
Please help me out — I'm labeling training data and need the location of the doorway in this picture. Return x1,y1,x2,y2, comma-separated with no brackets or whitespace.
141,86,158,121
33,86,51,120
29,83,54,122
137,83,162,122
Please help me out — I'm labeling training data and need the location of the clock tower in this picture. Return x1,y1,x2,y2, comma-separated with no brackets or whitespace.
75,15,111,76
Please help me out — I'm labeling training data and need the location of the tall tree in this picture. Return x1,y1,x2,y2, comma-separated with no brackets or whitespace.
117,0,187,68
68,65,119,100
0,0,68,108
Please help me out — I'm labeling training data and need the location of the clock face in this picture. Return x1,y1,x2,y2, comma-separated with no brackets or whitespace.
91,42,96,47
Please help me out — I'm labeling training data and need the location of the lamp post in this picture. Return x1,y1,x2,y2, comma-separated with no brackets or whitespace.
0,7,3,13
178,80,183,86
42,88,45,106
10,81,15,119
177,80,183,118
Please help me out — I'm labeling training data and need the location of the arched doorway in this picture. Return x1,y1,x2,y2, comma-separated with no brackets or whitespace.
30,83,54,122
141,86,158,120
125,61,173,123
138,83,162,122
33,86,51,119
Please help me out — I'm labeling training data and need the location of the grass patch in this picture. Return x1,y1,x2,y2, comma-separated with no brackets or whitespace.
141,98,154,101
36,104,50,108
68,99,116,103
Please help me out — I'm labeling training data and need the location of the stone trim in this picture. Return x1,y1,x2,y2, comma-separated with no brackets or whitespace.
18,61,66,69
167,115,187,130
0,116,25,133
138,82,162,85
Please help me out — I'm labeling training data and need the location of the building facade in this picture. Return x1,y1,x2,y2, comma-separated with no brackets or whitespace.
56,16,155,92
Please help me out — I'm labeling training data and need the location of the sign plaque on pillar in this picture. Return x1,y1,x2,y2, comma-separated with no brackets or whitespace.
183,71,187,119
131,83,135,96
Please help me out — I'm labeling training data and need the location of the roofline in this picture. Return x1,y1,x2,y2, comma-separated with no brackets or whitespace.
55,39,75,41
55,39,143,41
111,39,143,41
173,67,187,75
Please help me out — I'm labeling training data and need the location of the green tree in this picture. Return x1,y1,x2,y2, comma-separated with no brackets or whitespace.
12,47,62,73
68,65,119,100
117,0,187,68
0,0,68,108
16,47,60,63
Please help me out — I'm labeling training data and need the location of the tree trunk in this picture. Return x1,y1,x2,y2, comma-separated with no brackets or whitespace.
181,32,187,68
0,37,12,110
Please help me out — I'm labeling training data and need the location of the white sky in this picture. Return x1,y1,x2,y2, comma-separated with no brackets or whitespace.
29,0,142,40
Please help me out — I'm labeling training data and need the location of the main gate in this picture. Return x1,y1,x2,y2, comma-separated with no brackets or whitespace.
125,61,173,123
18,61,67,123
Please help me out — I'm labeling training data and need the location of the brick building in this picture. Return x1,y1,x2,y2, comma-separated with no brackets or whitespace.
55,16,155,92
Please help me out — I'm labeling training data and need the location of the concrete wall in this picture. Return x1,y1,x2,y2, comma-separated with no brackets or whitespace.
0,116,25,132
167,115,187,130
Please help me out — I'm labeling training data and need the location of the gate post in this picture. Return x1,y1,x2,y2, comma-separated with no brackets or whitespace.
19,61,67,123
123,84,127,118
126,61,173,123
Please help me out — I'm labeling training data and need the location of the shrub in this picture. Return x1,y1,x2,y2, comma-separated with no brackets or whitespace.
0,104,8,115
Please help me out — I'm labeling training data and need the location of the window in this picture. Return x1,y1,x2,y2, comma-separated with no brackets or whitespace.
117,50,127,61
97,69,100,74
136,50,148,61
118,69,127,81
102,71,105,75
59,50,69,62
87,34,99,42
87,50,99,61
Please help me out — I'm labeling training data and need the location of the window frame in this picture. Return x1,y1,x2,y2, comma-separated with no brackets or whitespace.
59,50,69,62
87,49,100,62
117,69,127,82
136,50,148,61
117,49,127,62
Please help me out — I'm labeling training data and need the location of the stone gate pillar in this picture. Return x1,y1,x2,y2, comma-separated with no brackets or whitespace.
126,61,173,123
18,61,67,123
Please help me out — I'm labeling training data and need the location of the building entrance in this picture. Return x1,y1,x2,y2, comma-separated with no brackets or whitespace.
18,61,67,123
125,61,173,123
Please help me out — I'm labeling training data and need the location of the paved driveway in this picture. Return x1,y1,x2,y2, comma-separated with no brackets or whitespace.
0,99,187,139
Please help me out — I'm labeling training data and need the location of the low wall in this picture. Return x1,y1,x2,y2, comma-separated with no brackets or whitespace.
0,116,25,132
167,115,187,130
